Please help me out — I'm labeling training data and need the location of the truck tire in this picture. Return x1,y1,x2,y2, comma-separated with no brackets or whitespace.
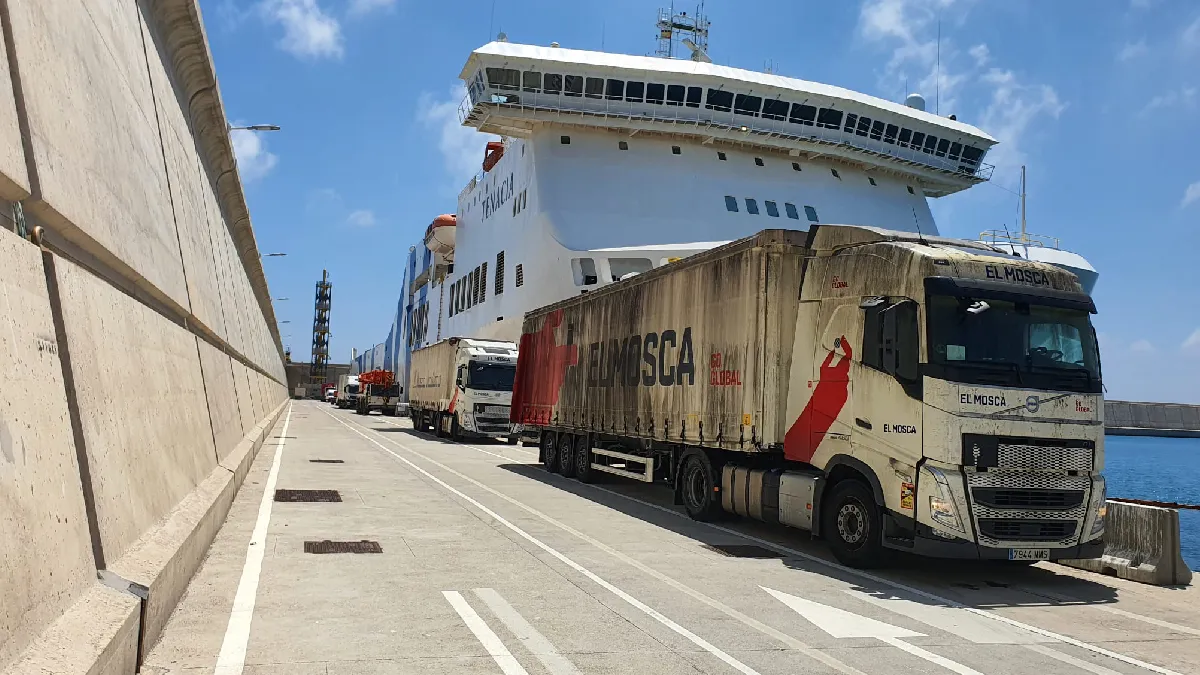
506,435,519,445
556,434,576,477
573,436,594,483
451,414,463,441
822,479,887,568
680,451,722,521
435,413,448,438
540,432,558,471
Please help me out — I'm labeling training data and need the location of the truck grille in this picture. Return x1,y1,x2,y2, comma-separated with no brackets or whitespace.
978,519,1077,542
475,404,511,416
971,488,1084,510
962,434,1094,472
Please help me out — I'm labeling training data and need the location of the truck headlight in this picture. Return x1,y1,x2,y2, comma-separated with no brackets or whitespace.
1087,476,1107,538
922,466,963,532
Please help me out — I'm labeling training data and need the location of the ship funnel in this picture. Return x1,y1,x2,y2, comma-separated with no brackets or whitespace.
905,93,926,111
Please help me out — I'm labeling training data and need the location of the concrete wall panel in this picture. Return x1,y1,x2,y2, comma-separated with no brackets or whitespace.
54,257,216,564
0,20,28,200
197,340,241,462
8,0,187,309
233,360,256,433
0,235,95,670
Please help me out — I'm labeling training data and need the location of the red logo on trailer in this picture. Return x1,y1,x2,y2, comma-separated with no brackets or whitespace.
784,337,852,463
511,310,579,425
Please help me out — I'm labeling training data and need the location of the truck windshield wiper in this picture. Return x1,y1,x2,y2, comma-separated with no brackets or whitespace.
1027,363,1094,388
953,359,1024,386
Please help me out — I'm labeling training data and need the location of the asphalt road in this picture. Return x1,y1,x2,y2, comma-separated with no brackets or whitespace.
143,401,1200,675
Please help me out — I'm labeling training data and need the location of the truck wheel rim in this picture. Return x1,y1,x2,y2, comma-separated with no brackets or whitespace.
836,502,866,546
576,443,588,475
685,462,707,509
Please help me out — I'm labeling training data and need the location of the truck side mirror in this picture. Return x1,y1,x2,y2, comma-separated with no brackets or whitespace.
456,365,466,388
882,300,919,382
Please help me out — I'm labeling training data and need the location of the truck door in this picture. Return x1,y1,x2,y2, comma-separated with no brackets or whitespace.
783,300,857,464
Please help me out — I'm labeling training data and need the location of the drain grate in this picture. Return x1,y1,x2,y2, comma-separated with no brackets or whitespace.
274,489,342,503
308,459,345,464
304,540,382,554
702,544,783,559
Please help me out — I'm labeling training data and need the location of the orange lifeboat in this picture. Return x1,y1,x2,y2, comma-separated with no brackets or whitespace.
482,141,505,173
424,214,456,265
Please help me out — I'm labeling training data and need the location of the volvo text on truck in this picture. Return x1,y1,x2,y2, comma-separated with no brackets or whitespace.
336,374,360,409
410,337,521,442
510,227,1106,567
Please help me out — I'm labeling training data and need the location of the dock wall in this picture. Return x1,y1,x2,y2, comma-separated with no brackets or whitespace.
0,2,286,673
1105,400,1200,438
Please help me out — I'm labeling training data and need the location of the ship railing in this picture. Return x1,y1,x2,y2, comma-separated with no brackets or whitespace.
457,88,995,183
978,230,1061,250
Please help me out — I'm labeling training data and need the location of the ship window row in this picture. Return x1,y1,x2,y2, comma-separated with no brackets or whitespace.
725,195,819,222
482,67,987,171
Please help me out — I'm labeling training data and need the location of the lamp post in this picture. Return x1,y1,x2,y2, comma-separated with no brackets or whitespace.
228,124,281,132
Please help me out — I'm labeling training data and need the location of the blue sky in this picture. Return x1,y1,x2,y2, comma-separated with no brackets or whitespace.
207,0,1200,403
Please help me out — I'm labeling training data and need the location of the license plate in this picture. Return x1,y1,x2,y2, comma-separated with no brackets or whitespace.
1008,548,1050,561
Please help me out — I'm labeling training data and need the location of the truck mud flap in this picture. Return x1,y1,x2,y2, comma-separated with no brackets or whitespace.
590,448,654,482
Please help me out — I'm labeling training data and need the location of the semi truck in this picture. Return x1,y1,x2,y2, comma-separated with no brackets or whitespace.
410,337,520,442
510,227,1107,567
335,374,360,409
357,370,401,416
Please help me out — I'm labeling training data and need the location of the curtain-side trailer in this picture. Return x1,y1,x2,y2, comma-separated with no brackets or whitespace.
511,227,1107,567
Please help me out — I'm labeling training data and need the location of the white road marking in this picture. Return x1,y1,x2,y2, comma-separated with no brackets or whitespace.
474,588,583,675
1021,644,1126,675
847,589,1052,644
571,481,1185,675
765,588,986,675
443,590,531,675
371,417,532,462
1090,606,1200,637
213,403,292,675
323,409,765,675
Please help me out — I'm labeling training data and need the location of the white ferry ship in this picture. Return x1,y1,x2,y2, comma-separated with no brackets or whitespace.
355,15,1096,392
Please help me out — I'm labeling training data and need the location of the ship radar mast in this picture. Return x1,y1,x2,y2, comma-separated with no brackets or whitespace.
655,2,711,62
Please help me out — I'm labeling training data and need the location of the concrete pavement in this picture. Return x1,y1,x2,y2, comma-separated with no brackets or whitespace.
143,401,1200,675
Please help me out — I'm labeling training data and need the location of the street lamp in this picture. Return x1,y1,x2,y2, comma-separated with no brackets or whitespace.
262,252,287,258
228,124,281,132
275,297,289,301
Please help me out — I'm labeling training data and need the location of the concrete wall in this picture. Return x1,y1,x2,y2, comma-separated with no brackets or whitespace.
1106,400,1200,435
0,1,289,673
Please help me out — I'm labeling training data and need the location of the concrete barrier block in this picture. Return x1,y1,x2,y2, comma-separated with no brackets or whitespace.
1,584,140,675
1059,501,1193,586
53,256,216,564
0,21,28,200
7,0,187,309
0,237,98,671
197,340,242,462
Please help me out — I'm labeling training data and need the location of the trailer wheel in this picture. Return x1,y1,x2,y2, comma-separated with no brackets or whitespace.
435,413,448,438
506,435,519,445
822,480,886,568
680,452,721,521
557,434,576,477
574,436,594,483
416,411,428,432
540,432,558,470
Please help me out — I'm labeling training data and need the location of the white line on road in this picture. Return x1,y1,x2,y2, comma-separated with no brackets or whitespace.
323,409,765,675
444,591,531,675
847,589,1051,644
474,588,583,675
1021,644,1126,675
213,402,293,675
879,637,986,675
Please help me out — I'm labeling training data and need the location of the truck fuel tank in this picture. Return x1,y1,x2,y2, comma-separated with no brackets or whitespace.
721,466,822,531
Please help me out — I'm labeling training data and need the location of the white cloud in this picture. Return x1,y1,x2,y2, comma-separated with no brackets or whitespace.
1184,16,1200,49
1183,329,1200,350
1117,39,1148,61
1130,339,1156,354
348,0,397,17
259,0,343,60
968,43,990,67
1182,181,1200,208
346,209,377,227
417,84,499,185
859,0,971,110
1139,87,1197,116
977,68,1065,179
230,127,278,182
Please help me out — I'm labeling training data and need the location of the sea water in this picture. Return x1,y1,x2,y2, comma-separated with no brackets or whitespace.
1104,435,1199,571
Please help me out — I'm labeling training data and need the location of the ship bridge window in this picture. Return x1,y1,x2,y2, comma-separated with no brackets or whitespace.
564,75,583,97
646,83,666,104
572,258,598,286
936,138,951,157
486,67,520,90
884,124,899,144
625,81,644,102
910,131,926,150
734,93,762,116
606,79,625,100
923,134,938,154
705,88,733,112
762,98,789,121
666,84,685,106
585,77,604,98
745,198,760,215
948,142,963,161
844,113,859,133
856,116,872,136
898,128,913,147
785,202,800,219
870,120,885,140
686,86,702,107
817,108,843,129
804,205,820,222
609,258,653,281
725,195,739,212
790,103,817,126
960,146,984,166
522,71,542,92
544,73,563,94
765,201,780,217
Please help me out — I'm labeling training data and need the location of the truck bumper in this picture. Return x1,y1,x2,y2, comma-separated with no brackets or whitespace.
903,524,1106,561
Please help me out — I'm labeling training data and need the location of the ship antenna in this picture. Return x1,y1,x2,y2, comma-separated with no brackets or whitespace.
488,0,496,42
935,20,941,115
912,207,928,246
1019,164,1028,243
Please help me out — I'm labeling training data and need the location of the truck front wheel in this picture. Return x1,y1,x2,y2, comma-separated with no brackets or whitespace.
680,452,721,521
540,432,557,470
822,480,886,568
556,434,576,477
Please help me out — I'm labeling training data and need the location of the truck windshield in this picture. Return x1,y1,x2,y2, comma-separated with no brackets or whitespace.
467,361,516,391
926,294,1101,393
347,384,359,394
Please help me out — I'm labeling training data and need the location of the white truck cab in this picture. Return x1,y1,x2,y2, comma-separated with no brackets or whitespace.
410,338,520,442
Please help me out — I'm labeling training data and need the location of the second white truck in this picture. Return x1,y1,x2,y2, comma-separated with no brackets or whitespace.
409,337,520,442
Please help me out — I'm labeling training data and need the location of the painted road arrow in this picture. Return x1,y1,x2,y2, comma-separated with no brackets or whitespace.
762,587,987,675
